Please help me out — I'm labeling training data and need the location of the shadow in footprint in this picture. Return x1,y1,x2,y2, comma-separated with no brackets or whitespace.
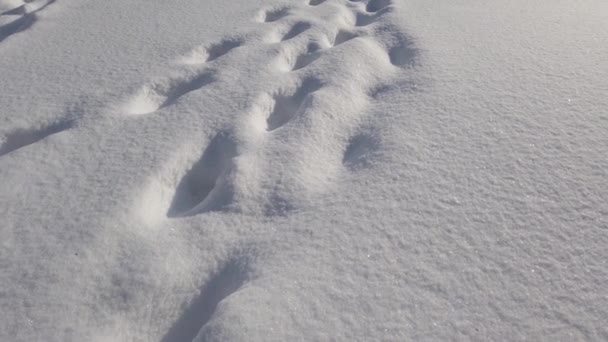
389,41,417,67
343,133,380,170
160,72,215,109
355,7,391,26
206,38,242,62
167,132,237,218
261,7,290,23
0,119,74,157
161,257,250,342
292,42,322,71
266,78,323,131
0,13,35,42
309,0,326,5
366,0,392,12
333,30,358,46
282,22,311,41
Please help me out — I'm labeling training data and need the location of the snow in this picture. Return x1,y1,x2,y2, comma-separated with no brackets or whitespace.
1,0,607,341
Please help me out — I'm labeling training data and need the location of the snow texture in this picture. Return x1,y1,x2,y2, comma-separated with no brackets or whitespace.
1,0,607,341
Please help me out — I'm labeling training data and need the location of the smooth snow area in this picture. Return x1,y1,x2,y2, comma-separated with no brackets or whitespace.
1,0,607,341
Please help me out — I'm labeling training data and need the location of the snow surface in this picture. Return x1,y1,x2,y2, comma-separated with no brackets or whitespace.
1,0,607,341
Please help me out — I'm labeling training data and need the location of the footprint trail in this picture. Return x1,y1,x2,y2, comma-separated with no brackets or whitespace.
121,2,420,338
282,21,311,41
131,0,418,219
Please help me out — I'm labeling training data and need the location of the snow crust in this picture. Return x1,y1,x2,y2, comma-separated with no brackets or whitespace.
1,0,607,341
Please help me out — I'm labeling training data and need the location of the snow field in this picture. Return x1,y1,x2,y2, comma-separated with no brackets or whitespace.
1,0,607,341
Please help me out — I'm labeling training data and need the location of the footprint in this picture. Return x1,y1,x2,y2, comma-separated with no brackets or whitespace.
293,43,322,70
389,42,416,66
206,39,242,62
265,78,323,131
355,7,390,26
281,21,311,41
332,29,358,46
259,7,289,23
125,71,215,115
343,133,380,170
179,38,242,65
366,0,392,12
161,256,250,342
280,42,322,72
0,119,73,157
167,131,237,218
309,0,326,5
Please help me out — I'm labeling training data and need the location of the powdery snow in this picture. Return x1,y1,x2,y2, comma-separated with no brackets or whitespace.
1,0,607,341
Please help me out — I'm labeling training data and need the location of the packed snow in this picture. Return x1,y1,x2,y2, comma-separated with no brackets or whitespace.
1,0,607,341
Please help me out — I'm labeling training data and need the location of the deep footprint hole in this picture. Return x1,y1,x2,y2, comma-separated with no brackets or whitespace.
366,0,392,12
333,30,358,46
292,53,319,71
282,22,311,41
266,78,323,131
389,43,416,67
167,131,237,217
